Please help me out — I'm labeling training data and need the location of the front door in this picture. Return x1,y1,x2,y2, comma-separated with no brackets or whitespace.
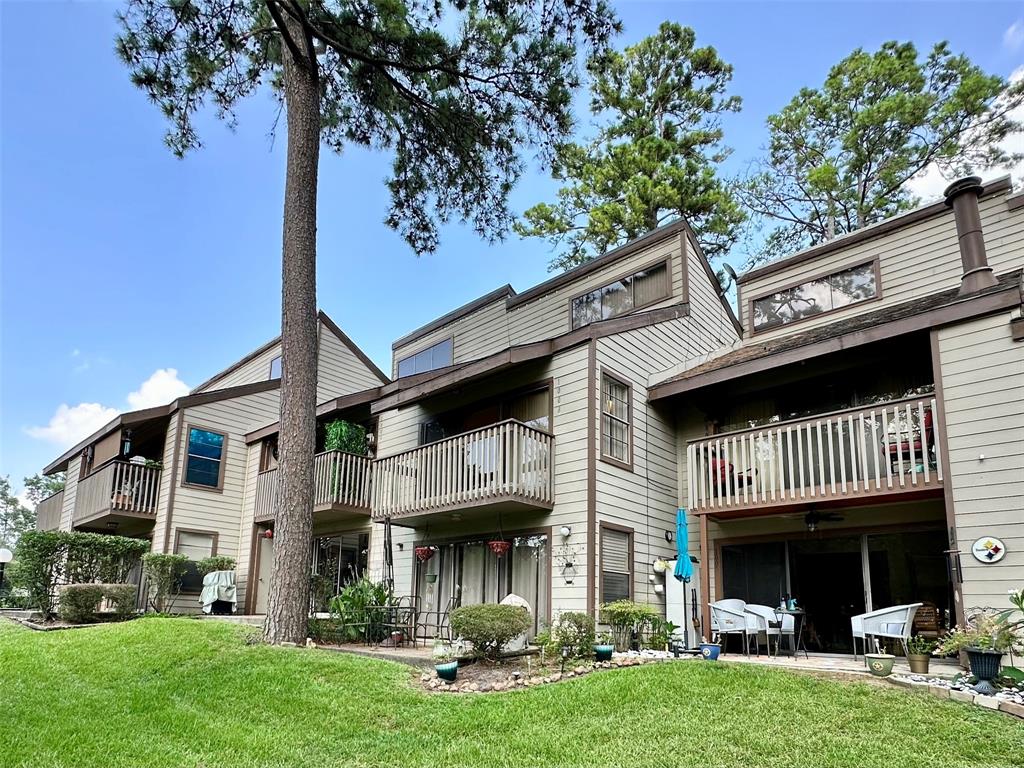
255,536,274,614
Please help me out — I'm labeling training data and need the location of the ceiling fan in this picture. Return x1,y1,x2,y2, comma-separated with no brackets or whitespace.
785,507,844,532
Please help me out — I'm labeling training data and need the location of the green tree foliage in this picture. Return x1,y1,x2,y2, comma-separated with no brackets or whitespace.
142,553,191,613
323,419,366,456
22,473,65,507
516,23,744,271
742,41,1024,266
0,476,35,550
116,0,618,644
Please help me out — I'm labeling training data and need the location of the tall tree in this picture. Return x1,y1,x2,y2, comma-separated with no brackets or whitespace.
117,0,618,643
515,22,743,272
742,41,1024,266
22,473,65,507
0,477,35,550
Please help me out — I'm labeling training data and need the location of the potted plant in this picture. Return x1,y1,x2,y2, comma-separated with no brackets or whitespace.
906,635,936,674
864,640,895,677
432,641,458,683
698,638,721,661
936,609,1018,695
593,632,614,661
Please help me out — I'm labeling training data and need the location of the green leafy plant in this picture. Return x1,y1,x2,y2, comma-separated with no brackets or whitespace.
103,584,138,620
327,577,392,643
12,531,64,616
307,617,349,645
324,420,368,456
450,604,532,661
58,584,105,624
935,612,1019,656
907,635,937,655
600,600,659,652
142,553,190,614
549,611,595,658
196,556,236,576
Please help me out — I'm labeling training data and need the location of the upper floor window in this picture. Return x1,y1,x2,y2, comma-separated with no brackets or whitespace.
269,355,282,379
184,427,226,489
751,261,878,332
397,338,453,378
601,373,631,468
571,262,670,330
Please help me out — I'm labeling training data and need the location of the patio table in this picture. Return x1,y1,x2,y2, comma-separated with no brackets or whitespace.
775,608,809,659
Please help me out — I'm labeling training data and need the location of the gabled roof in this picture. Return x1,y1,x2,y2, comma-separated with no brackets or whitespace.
193,310,388,393
649,269,1023,401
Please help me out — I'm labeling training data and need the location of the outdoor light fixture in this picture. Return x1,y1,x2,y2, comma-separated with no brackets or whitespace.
664,530,674,543
562,561,576,584
559,525,572,538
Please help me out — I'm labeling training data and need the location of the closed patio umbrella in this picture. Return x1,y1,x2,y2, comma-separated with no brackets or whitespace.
673,508,694,648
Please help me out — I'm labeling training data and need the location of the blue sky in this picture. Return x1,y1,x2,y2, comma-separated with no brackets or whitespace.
2,1,1022,498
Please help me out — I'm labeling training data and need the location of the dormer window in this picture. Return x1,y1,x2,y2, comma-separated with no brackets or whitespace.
570,261,669,329
397,337,453,378
751,260,879,332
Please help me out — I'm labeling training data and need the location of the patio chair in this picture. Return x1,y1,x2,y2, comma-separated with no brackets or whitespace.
851,603,922,659
415,590,461,643
911,601,941,638
380,595,420,648
744,604,795,657
709,599,758,656
886,408,934,473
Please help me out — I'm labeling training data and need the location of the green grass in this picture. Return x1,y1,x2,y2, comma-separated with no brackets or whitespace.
1,618,1020,768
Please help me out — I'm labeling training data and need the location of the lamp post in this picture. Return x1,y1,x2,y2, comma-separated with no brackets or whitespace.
0,548,13,595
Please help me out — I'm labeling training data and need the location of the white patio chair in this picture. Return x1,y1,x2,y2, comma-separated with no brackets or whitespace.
745,604,795,657
851,602,922,659
709,599,758,656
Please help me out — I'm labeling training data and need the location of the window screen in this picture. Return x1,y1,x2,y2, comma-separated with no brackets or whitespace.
601,375,630,464
175,531,215,592
185,428,225,488
601,527,631,602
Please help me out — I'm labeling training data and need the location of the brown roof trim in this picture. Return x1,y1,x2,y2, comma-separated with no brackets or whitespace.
244,386,384,444
317,310,390,383
736,176,1014,286
1007,190,1024,211
191,335,281,393
391,285,515,350
373,303,689,413
648,283,1020,401
506,220,688,309
42,379,282,474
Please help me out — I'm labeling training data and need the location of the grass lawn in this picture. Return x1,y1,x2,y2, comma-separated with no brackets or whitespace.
1,618,1020,768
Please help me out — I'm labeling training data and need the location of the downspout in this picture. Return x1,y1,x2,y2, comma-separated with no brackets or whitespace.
943,176,999,296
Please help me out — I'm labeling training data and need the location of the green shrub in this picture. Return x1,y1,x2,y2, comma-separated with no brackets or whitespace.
450,603,531,660
600,600,658,652
327,577,391,643
103,584,138,620
549,611,595,658
13,531,150,617
308,617,349,645
142,553,190,613
196,556,236,575
59,584,105,624
324,419,368,455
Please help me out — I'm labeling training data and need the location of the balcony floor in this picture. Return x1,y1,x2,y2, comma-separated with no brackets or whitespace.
73,510,157,536
255,502,371,527
698,484,944,521
383,496,553,528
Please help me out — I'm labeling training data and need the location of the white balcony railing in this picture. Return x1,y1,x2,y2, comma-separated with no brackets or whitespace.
372,419,554,520
74,461,161,525
254,450,372,522
687,396,943,513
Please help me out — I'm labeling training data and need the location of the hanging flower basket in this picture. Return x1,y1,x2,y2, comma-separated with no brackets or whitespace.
414,546,436,563
487,540,512,557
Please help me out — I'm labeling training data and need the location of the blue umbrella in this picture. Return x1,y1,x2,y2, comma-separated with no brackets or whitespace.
674,508,693,583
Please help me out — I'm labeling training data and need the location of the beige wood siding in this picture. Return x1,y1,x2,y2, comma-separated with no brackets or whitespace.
153,414,180,551
938,312,1024,608
59,456,81,531
203,343,281,391
391,231,687,371
737,191,1024,339
317,325,386,402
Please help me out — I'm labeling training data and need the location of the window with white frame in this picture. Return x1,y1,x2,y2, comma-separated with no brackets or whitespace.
601,374,631,466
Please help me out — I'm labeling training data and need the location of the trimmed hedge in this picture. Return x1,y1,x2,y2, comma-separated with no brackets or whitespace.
58,583,137,624
450,604,531,660
197,556,236,576
14,531,150,617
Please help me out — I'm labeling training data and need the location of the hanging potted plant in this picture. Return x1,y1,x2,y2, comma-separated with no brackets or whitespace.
414,545,436,563
487,540,511,557
432,641,458,683
906,635,936,675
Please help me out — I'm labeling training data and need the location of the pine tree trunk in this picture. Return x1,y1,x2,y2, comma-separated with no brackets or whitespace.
263,17,320,645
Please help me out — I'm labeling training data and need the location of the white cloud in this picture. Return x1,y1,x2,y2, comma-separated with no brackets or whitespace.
905,66,1024,201
26,368,191,449
1005,20,1024,52
126,368,190,409
25,402,121,448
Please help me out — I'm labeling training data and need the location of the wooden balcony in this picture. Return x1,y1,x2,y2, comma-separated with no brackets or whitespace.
254,450,372,526
371,419,554,524
73,461,161,532
687,396,944,519
35,490,64,531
